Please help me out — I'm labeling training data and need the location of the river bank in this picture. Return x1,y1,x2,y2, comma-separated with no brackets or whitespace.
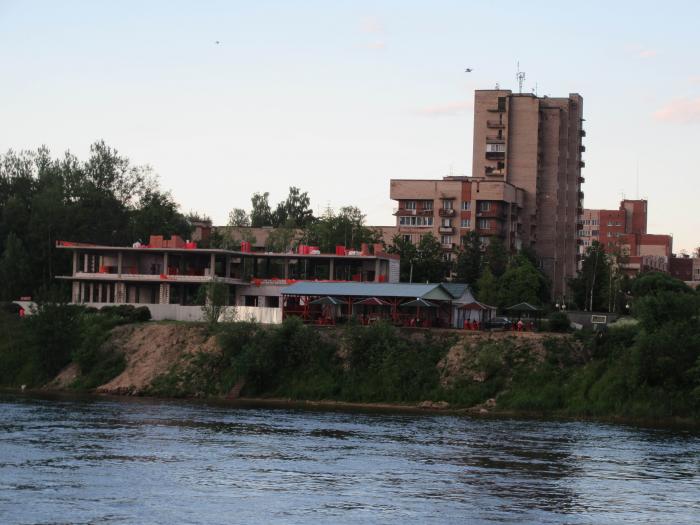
1,302,699,424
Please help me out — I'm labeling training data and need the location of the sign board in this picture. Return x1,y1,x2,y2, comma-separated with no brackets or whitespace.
591,314,607,325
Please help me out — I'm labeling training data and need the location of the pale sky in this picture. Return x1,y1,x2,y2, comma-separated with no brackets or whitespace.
1,1,698,252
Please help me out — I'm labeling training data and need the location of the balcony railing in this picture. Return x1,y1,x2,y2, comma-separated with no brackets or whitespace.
580,160,586,168
485,168,505,177
417,208,434,216
393,208,417,216
438,208,456,217
486,120,505,128
438,226,455,234
579,176,585,184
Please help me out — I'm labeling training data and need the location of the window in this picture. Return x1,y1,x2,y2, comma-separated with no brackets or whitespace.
592,230,599,236
399,216,433,226
402,234,411,243
461,219,471,228
442,199,453,210
243,295,258,307
422,200,433,210
461,201,471,211
497,97,506,111
441,218,451,227
265,296,280,308
479,201,491,211
486,143,506,153
478,219,489,229
405,200,416,210
441,235,453,246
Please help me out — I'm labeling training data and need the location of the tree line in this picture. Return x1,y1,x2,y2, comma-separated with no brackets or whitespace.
0,142,198,301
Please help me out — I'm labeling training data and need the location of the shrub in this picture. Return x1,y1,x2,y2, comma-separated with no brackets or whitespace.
547,311,570,332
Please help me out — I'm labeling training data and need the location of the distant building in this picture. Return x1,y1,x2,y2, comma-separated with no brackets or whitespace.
579,199,673,275
388,89,585,298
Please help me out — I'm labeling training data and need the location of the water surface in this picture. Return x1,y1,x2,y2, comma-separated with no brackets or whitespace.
1,393,698,524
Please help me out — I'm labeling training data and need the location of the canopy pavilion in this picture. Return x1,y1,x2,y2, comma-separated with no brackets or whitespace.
281,282,455,326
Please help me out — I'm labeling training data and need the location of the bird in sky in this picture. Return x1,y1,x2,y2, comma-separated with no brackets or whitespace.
465,68,473,72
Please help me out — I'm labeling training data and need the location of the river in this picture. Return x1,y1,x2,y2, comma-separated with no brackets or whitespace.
1,393,698,524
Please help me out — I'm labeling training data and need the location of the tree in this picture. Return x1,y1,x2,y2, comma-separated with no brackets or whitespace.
694,246,700,258
497,254,545,308
129,189,190,243
302,206,380,253
272,187,314,228
569,241,612,311
484,237,508,278
413,233,450,283
227,208,250,227
475,267,500,306
197,281,230,329
250,192,273,227
0,233,31,300
387,234,417,282
265,221,297,252
454,231,482,286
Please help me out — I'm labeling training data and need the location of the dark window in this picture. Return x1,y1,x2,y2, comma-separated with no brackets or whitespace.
265,296,280,308
497,97,506,111
244,295,258,307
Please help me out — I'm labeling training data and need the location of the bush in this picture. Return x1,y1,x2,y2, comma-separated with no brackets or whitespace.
547,311,570,332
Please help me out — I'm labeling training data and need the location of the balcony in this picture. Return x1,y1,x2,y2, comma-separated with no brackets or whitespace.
486,120,505,128
485,168,505,177
476,209,506,219
438,226,455,234
580,129,586,137
441,243,456,250
580,160,586,168
485,151,505,160
393,208,417,216
578,191,584,200
417,208,434,216
580,145,586,153
438,208,456,217
579,176,585,184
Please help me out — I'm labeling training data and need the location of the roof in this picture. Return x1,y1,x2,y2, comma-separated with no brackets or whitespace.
281,282,453,301
506,302,542,312
440,282,471,299
458,301,497,311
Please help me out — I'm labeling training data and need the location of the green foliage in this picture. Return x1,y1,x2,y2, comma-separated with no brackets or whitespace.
250,192,274,227
484,237,508,277
0,142,191,300
569,241,612,311
475,267,499,306
303,206,380,253
227,208,250,227
272,187,314,228
632,271,693,298
497,254,547,308
197,281,230,329
388,232,450,283
454,231,482,286
547,311,570,332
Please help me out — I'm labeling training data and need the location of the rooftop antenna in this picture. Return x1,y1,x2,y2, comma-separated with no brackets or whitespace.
516,61,526,94
532,82,538,96
495,82,500,90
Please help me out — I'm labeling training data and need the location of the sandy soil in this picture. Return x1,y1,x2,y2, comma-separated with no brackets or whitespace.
96,323,218,395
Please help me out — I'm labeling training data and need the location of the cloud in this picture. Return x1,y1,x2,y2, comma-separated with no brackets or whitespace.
365,40,385,50
360,16,383,34
624,44,659,59
415,101,472,117
653,97,700,124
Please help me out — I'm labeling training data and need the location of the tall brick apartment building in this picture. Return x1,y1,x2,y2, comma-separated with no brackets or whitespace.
579,199,673,274
386,89,585,299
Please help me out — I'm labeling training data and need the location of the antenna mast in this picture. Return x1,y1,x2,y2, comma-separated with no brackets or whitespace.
516,61,526,94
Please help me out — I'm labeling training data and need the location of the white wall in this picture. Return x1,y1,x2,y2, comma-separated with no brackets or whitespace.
83,302,282,324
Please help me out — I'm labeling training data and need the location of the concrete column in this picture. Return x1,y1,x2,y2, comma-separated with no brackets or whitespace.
118,252,123,276
72,252,78,275
284,259,289,279
210,253,216,276
163,252,169,275
83,253,88,272
374,259,381,282
329,259,334,280
89,283,94,303
72,282,80,303
159,283,170,304
225,255,231,278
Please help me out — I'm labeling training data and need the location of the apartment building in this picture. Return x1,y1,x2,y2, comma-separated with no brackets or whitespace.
388,176,524,256
389,89,584,297
579,199,672,275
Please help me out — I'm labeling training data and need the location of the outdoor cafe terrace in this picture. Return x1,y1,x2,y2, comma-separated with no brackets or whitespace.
281,282,471,328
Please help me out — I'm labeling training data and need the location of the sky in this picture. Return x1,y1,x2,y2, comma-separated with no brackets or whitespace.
1,0,698,252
